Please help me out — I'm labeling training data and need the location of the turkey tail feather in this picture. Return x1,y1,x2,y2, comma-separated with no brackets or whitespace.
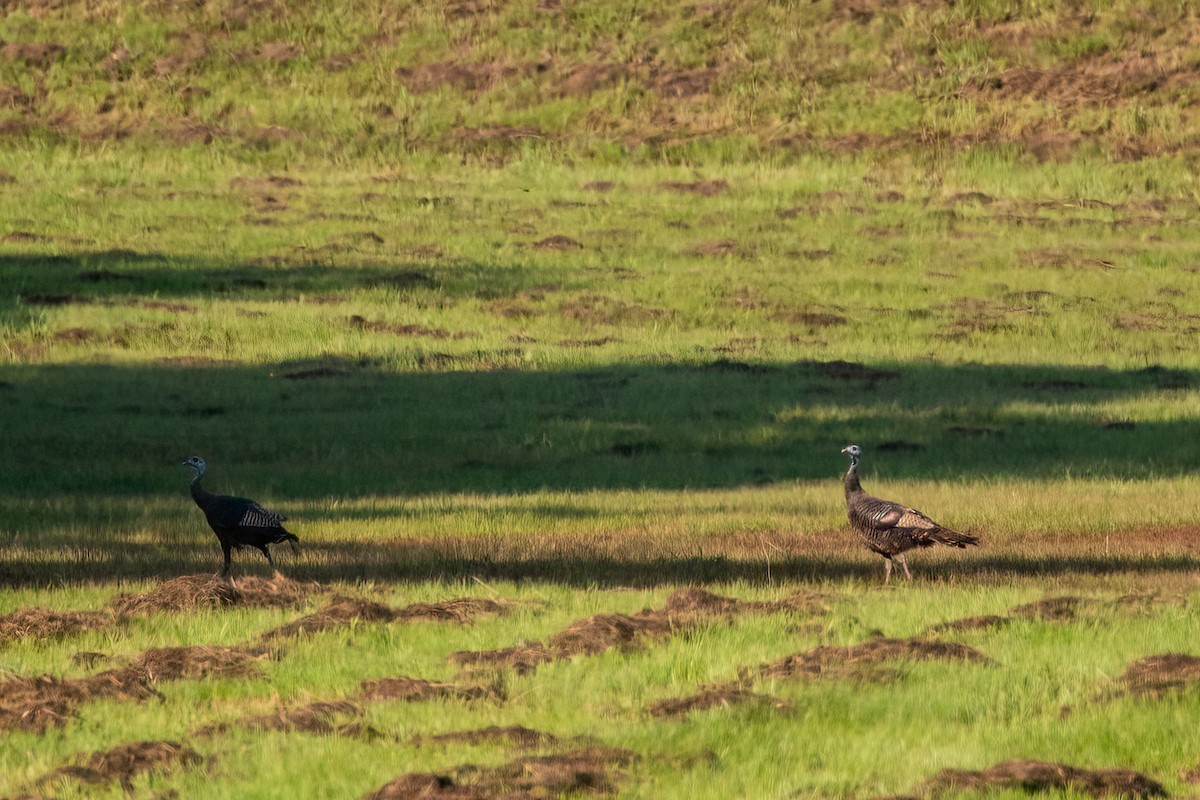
929,527,979,548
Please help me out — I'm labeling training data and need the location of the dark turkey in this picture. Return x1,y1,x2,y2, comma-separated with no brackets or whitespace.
841,444,978,582
183,456,299,582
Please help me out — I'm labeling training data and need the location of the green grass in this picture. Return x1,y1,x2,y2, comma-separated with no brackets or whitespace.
5,1,1200,797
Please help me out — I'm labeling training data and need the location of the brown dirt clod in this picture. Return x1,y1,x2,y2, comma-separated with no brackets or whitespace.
365,746,637,800
1119,653,1200,699
533,235,583,250
657,179,729,196
924,759,1167,799
1010,596,1084,622
359,676,501,703
262,595,507,640
198,700,377,738
452,588,826,676
419,725,559,749
132,645,267,682
648,682,792,718
41,740,202,791
760,637,988,683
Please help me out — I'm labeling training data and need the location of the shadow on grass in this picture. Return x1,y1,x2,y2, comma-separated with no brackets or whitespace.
0,356,1196,500
1,540,1198,587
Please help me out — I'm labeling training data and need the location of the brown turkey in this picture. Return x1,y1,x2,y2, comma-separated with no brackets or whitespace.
841,444,978,583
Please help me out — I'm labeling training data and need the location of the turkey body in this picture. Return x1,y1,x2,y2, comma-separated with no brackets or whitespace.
841,444,977,582
184,457,298,579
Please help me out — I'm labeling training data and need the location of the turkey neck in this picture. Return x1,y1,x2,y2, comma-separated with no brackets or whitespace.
190,472,214,507
843,459,863,500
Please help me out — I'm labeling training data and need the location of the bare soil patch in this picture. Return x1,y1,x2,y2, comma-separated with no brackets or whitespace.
418,725,559,749
561,293,671,325
657,179,728,196
689,238,741,257
0,607,111,645
396,60,531,94
348,315,455,339
648,682,792,718
924,759,1166,799
929,614,1010,634
109,573,321,616
1011,596,1084,622
759,637,987,683
359,676,502,703
1119,653,1200,699
773,310,848,329
582,181,616,192
0,42,65,66
557,62,629,96
263,596,508,640
41,740,202,792
198,699,379,738
451,588,826,676
533,235,583,250
366,746,637,800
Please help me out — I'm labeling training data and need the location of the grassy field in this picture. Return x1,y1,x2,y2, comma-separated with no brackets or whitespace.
4,0,1200,797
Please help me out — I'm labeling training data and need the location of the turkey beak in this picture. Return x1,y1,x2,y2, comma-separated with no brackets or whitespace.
840,447,849,454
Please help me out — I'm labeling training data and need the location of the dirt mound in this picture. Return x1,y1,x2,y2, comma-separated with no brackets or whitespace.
262,596,506,640
0,670,157,734
449,643,558,676
359,676,501,703
924,759,1166,799
395,597,510,623
198,700,378,738
0,607,112,645
366,746,637,799
110,573,321,616
133,645,267,682
453,588,826,675
760,637,988,683
929,614,1010,633
41,740,202,791
348,315,453,339
549,612,680,657
648,683,792,718
533,235,583,250
656,179,728,196
1010,596,1085,622
261,597,396,639
1119,653,1200,699
419,725,559,749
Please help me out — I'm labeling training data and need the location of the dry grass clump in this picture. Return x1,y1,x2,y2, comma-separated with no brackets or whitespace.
109,573,321,616
451,588,826,676
1118,653,1200,699
197,700,381,739
759,637,988,683
923,759,1167,799
417,725,560,749
647,682,792,718
0,607,112,645
359,676,503,704
365,746,637,799
40,740,202,792
261,596,509,640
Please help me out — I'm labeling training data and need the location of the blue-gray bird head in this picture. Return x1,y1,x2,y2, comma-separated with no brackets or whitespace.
181,456,207,477
840,444,861,464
